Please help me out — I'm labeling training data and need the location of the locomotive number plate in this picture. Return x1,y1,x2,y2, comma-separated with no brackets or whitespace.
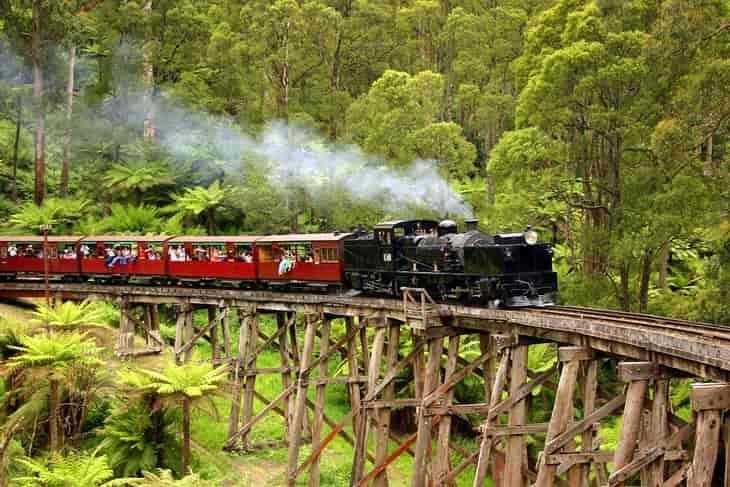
383,253,392,262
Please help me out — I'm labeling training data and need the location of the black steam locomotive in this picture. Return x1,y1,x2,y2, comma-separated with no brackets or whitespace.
343,219,557,307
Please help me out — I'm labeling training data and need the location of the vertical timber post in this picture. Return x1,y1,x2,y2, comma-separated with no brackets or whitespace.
277,312,293,436
579,358,599,487
209,306,219,362
147,304,162,352
310,316,331,487
612,362,653,487
435,334,460,486
286,313,317,487
473,341,510,487
373,319,400,487
411,336,443,487
504,342,528,487
687,383,730,487
117,296,134,356
649,377,669,486
183,305,194,363
371,319,392,487
535,347,592,487
240,310,259,450
226,307,252,447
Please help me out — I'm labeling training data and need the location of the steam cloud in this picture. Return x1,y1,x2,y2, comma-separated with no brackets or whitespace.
149,96,473,218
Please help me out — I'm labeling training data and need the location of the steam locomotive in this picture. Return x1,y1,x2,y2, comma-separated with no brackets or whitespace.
0,219,557,307
344,219,557,307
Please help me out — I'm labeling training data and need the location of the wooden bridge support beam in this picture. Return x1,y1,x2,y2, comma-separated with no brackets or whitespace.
117,299,163,357
535,347,593,487
687,383,730,487
610,362,656,487
505,343,528,487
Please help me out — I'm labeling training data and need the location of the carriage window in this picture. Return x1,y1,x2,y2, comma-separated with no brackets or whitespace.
314,247,339,263
59,243,77,259
48,247,58,259
142,244,163,260
0,247,7,258
235,244,254,262
190,243,226,262
394,227,405,238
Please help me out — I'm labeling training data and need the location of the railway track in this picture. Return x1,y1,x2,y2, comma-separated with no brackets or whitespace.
534,305,730,341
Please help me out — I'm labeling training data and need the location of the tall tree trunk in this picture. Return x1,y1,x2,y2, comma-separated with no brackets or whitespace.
48,378,60,451
207,208,215,236
703,134,713,176
619,260,631,311
638,251,652,313
11,95,21,202
657,242,669,289
60,46,76,197
31,0,45,206
142,0,155,140
182,397,191,475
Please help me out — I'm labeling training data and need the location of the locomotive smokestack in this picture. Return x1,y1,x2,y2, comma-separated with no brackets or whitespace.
465,218,479,232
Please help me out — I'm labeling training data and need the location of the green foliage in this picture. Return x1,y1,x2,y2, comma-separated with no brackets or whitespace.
30,300,110,331
7,333,103,377
168,181,228,235
13,449,115,487
103,162,176,206
9,198,89,234
100,401,181,477
128,360,228,403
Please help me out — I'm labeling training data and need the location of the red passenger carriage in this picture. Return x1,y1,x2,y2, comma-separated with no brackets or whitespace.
79,236,171,279
167,236,258,283
0,236,83,278
256,233,351,285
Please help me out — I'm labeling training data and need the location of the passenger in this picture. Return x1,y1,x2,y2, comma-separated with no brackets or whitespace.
305,253,314,264
8,245,17,257
24,245,34,257
278,251,295,275
211,248,223,262
145,247,156,260
243,251,253,263
104,247,115,265
62,248,75,259
194,246,207,261
80,244,91,258
226,249,235,262
176,246,187,262
105,246,117,268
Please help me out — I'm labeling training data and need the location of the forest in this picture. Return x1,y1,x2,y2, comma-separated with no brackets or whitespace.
0,0,728,485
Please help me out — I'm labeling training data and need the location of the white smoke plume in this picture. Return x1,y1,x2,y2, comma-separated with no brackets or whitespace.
148,95,473,218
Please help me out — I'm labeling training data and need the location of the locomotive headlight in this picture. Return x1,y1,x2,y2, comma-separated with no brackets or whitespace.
523,229,539,245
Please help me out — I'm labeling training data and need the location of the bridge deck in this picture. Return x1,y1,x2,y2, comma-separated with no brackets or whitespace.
1,281,727,380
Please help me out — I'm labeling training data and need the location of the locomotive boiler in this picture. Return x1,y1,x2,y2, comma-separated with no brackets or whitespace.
343,219,557,307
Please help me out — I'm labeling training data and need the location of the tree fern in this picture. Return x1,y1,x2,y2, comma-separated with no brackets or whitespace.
100,401,180,477
120,359,228,474
31,301,109,332
9,198,89,233
13,449,114,487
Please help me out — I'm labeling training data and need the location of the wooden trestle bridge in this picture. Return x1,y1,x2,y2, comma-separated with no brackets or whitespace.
2,281,730,486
